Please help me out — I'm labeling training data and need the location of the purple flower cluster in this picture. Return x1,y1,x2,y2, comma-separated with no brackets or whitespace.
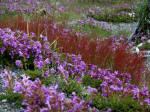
15,60,22,67
77,17,112,31
57,54,87,83
87,3,136,16
0,28,56,69
0,0,50,14
88,86,98,95
1,71,97,112
0,69,15,90
88,67,150,106
87,3,138,22
0,0,71,16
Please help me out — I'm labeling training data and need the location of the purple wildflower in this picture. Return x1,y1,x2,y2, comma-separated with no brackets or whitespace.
50,68,56,74
106,108,112,112
15,60,22,67
88,86,98,94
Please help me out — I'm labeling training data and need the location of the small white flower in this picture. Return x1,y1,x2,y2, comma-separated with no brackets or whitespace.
136,47,140,53
147,39,150,44
137,43,143,47
128,12,135,18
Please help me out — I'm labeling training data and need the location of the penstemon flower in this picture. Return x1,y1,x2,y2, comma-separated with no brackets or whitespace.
0,71,97,112
15,60,23,67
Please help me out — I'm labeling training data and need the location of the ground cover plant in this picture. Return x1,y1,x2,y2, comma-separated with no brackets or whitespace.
87,0,142,23
0,0,150,112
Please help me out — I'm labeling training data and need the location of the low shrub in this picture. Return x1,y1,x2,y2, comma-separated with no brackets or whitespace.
0,91,23,108
88,10,138,23
25,69,59,86
25,69,43,80
61,78,83,97
139,42,150,51
82,74,102,89
87,2,139,23
90,94,149,112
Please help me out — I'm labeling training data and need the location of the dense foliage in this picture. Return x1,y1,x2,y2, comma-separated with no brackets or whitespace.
0,0,149,112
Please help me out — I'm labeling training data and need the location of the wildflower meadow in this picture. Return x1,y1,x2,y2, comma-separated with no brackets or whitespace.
0,0,150,112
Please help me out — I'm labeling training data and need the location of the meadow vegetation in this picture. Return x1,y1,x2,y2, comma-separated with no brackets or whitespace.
0,0,149,112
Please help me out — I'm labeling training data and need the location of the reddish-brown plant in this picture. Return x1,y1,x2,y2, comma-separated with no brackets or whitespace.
114,44,145,85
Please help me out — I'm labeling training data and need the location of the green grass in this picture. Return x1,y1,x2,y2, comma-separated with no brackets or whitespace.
115,30,132,39
0,91,23,108
83,75,102,89
25,69,56,86
89,94,149,112
139,42,150,50
72,22,112,39
61,78,83,97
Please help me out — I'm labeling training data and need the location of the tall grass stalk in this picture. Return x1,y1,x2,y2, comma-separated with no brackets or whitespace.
37,24,40,41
